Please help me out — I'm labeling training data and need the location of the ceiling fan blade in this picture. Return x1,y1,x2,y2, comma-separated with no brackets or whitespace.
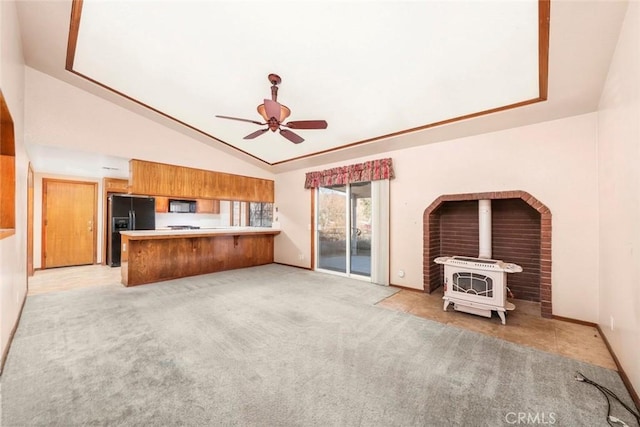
216,115,263,126
243,129,269,140
264,99,282,121
283,120,328,130
280,129,304,144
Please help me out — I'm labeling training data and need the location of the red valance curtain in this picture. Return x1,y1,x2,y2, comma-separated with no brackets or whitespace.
304,158,394,189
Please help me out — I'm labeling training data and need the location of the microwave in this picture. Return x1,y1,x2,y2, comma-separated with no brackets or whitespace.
168,199,197,213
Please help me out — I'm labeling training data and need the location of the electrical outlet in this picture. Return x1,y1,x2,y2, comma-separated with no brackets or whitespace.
298,253,304,260
610,315,615,331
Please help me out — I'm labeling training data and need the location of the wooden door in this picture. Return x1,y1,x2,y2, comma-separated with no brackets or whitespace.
42,179,97,268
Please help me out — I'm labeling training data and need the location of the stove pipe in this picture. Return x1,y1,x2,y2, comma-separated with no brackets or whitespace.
478,199,492,259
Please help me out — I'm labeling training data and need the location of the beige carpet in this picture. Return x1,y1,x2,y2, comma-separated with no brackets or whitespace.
2,265,636,426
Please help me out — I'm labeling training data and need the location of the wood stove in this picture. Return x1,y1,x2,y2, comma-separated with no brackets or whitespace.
434,255,522,324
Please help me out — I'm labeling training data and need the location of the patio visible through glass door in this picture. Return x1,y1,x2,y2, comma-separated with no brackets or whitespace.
316,183,372,278
349,182,372,276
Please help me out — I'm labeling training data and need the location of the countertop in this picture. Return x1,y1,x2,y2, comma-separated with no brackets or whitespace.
120,227,281,240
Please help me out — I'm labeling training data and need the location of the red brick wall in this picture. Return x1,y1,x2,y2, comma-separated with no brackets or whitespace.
491,199,541,302
427,214,442,290
423,191,552,317
439,201,479,259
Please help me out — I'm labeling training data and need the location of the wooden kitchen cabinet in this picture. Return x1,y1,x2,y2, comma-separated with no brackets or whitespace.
129,159,274,202
196,199,220,214
154,197,217,214
120,229,279,286
103,178,129,193
155,196,169,213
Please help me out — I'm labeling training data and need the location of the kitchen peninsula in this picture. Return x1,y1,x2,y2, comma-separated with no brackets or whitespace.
119,227,280,286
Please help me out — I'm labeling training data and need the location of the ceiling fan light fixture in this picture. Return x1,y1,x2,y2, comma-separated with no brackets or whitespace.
257,103,290,122
217,73,326,144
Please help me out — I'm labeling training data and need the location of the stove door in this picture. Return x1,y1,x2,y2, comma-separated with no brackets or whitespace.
445,267,504,307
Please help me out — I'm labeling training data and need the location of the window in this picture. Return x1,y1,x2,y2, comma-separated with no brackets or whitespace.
230,201,247,227
0,91,16,239
230,201,273,227
249,202,273,227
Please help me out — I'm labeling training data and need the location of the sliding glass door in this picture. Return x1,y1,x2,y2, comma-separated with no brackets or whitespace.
349,182,372,276
316,182,373,279
317,185,348,274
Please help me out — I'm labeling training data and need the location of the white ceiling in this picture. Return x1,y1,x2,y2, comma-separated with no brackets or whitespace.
15,1,630,174
72,0,539,165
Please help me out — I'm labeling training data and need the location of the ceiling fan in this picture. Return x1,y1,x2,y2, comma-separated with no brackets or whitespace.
216,74,328,144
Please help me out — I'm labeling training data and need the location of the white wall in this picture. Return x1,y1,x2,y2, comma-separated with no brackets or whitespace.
597,0,640,398
0,0,28,366
275,113,600,322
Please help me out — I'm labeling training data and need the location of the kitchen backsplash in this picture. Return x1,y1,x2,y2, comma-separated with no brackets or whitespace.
155,200,231,228
155,213,230,229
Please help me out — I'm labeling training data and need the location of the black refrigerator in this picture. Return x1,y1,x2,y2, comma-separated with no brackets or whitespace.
107,195,156,267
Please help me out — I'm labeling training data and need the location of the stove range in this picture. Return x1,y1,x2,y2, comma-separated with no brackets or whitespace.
167,225,201,230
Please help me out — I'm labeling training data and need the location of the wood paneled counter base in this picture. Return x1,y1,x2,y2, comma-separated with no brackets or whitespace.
119,228,281,286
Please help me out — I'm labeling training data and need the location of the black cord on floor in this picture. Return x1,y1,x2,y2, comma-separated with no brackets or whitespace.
575,372,640,427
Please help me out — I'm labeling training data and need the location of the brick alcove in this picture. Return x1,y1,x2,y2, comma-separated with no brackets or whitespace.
423,191,552,318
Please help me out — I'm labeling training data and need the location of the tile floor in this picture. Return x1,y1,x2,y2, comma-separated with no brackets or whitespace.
28,265,617,371
377,287,617,370
28,264,122,296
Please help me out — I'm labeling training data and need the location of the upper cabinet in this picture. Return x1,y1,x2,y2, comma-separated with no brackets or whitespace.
155,196,169,213
104,178,129,193
129,159,274,203
196,199,220,214
155,196,219,214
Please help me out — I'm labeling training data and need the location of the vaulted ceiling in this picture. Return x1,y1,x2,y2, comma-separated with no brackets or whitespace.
15,1,630,173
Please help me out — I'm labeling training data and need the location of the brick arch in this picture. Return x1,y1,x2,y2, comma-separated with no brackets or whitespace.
423,190,552,318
